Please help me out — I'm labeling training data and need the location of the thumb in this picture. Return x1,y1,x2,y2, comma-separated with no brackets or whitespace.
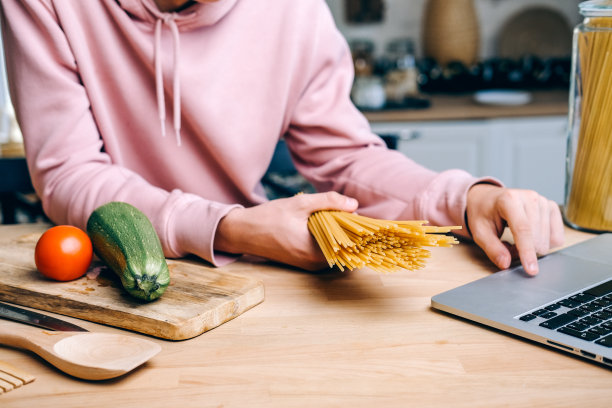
471,219,512,270
297,192,359,214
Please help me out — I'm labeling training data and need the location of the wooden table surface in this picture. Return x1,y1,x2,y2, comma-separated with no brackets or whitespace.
0,223,609,407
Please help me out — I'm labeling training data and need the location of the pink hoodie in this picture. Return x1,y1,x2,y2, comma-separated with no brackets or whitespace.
1,0,496,266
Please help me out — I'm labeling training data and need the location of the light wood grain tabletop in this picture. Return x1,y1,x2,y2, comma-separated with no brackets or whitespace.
0,223,609,408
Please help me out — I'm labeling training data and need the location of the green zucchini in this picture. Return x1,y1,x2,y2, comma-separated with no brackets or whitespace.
86,201,170,302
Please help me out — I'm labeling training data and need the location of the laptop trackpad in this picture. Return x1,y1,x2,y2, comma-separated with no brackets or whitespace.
432,234,612,318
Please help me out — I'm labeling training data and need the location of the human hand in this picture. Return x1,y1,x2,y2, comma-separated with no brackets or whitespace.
466,184,565,275
214,192,359,271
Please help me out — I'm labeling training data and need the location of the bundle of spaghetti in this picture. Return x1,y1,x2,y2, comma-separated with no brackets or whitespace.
307,210,460,273
566,16,612,231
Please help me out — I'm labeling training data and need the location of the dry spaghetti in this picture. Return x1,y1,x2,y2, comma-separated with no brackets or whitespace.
307,210,460,273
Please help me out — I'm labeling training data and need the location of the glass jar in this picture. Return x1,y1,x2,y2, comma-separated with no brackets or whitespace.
564,0,612,232
349,39,386,110
384,38,419,103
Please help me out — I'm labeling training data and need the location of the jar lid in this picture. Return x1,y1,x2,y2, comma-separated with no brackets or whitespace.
580,0,612,16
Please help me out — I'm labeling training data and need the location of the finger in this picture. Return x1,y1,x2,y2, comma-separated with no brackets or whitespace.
498,195,538,275
519,191,549,255
548,201,565,248
470,219,512,270
536,196,551,254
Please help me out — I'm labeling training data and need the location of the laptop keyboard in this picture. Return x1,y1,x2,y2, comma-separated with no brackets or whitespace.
518,279,612,347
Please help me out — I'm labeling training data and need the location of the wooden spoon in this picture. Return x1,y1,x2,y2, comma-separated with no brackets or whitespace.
0,320,161,380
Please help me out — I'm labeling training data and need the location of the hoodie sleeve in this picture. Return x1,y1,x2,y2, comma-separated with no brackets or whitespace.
0,0,240,265
285,2,501,235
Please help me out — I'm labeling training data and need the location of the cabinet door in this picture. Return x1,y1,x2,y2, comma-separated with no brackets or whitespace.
492,116,567,204
371,121,491,176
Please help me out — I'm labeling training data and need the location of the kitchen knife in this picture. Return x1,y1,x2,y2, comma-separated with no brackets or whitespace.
0,301,88,332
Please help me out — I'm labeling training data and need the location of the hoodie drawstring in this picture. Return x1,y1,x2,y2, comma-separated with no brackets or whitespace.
154,14,182,146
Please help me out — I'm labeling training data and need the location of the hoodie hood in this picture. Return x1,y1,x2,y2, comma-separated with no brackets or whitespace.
118,0,239,30
116,0,238,145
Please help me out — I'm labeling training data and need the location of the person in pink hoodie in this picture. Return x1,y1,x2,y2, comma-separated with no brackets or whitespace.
0,0,563,275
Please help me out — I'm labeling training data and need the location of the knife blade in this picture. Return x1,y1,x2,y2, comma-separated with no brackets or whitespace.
0,301,88,332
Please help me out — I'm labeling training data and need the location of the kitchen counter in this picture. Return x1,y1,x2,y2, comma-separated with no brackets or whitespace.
1,223,610,407
363,90,569,122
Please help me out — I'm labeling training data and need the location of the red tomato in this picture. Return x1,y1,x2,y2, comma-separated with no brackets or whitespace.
35,225,93,281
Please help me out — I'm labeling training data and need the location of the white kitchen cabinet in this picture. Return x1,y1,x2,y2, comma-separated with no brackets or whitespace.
491,117,568,204
370,115,568,203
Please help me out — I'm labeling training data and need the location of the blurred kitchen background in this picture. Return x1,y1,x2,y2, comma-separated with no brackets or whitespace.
266,0,580,204
330,0,579,61
331,0,578,98
1,0,582,223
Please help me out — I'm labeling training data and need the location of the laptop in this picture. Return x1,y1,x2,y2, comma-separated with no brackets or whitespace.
431,233,612,367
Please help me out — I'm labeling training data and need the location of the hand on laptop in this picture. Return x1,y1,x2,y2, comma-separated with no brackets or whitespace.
465,184,565,276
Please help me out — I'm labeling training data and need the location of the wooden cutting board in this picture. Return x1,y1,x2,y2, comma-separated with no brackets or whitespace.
0,224,264,340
